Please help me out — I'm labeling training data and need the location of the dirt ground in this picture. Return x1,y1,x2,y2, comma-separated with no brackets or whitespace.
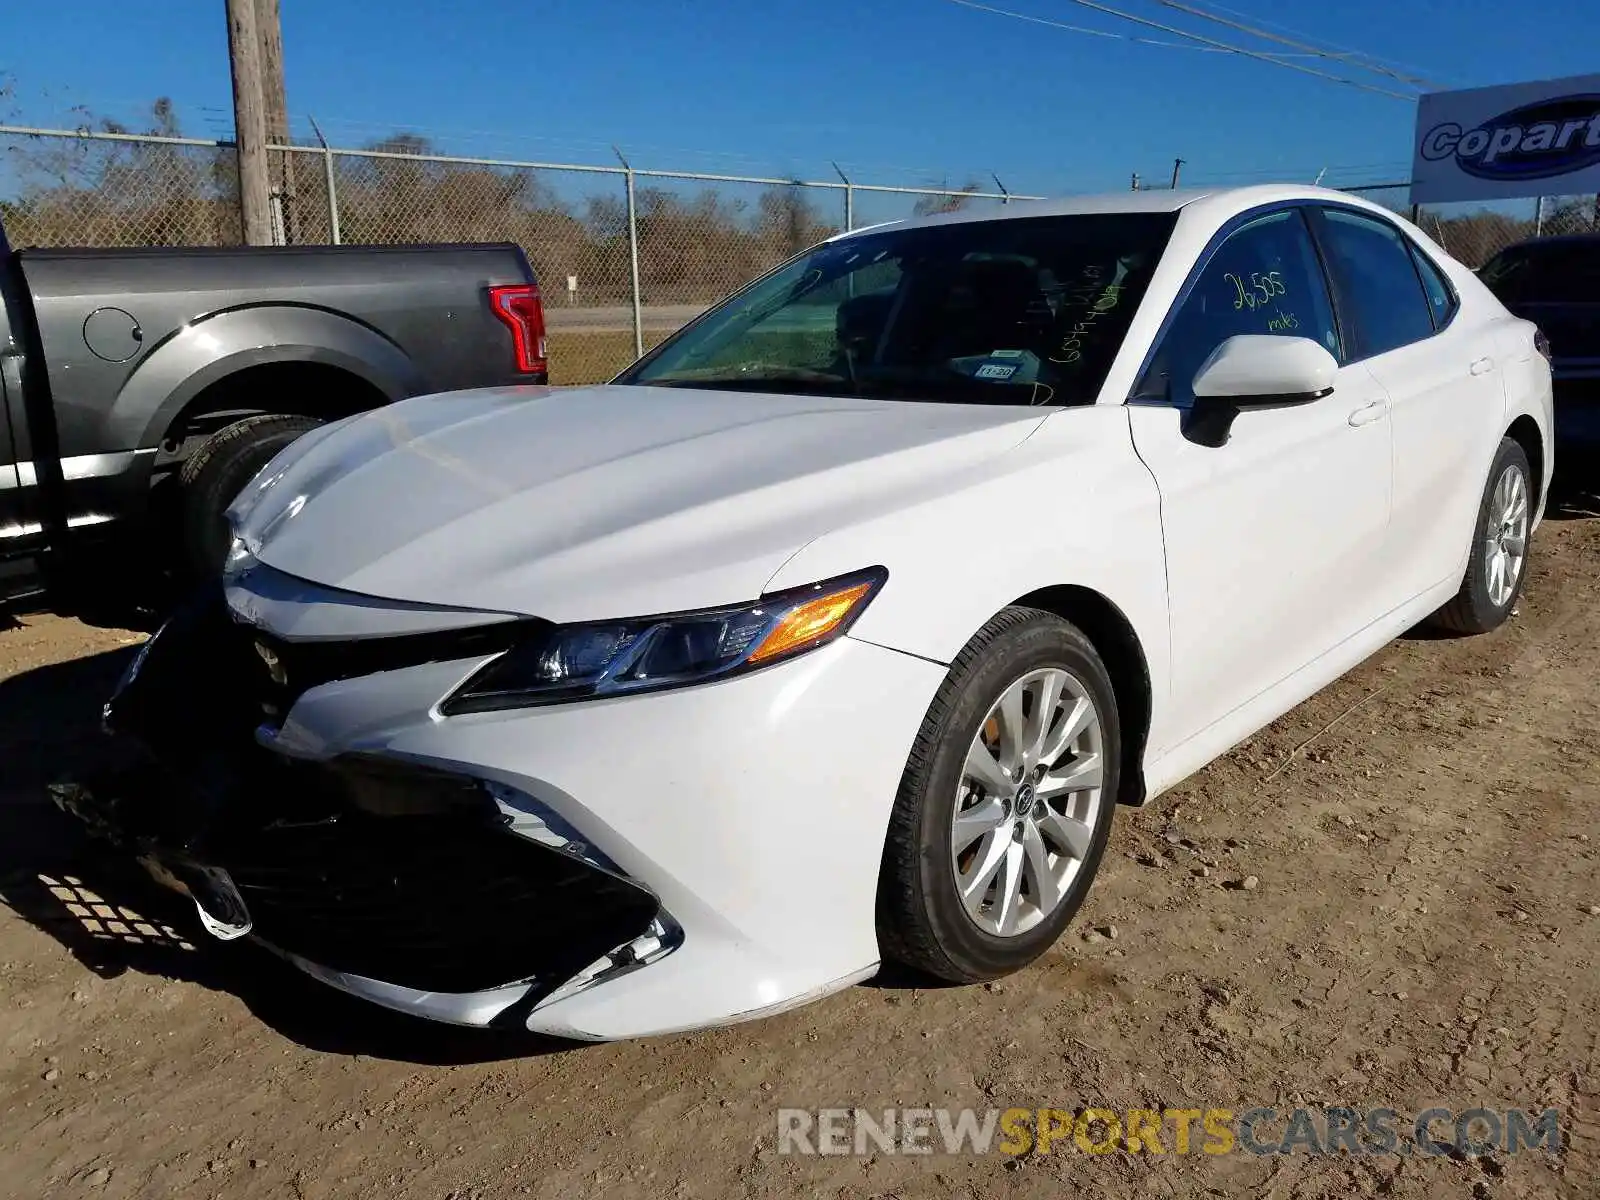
3,489,1599,1200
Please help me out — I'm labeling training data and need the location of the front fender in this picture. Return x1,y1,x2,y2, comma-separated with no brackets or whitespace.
113,305,428,456
764,406,1176,752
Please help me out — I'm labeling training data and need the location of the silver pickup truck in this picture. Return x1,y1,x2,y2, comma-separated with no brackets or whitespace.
0,220,546,621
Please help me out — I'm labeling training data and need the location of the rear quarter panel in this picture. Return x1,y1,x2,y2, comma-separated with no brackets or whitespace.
1499,319,1558,508
1440,247,1557,509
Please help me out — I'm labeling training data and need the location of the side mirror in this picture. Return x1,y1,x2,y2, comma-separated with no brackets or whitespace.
1184,335,1338,447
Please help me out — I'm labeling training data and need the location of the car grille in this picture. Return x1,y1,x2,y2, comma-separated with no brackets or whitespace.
211,804,660,995
108,582,541,739
93,742,662,996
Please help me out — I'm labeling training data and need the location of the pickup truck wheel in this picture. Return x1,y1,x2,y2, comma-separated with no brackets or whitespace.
180,414,323,580
876,607,1120,983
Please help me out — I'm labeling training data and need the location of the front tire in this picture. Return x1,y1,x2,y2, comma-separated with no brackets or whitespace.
1430,437,1532,635
876,607,1120,983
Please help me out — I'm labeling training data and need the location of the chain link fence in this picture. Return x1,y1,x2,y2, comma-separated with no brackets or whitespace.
2,125,1036,383
1412,195,1600,269
6,125,1599,382
1,127,241,247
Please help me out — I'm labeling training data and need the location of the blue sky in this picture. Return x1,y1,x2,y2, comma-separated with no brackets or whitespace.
5,0,1600,194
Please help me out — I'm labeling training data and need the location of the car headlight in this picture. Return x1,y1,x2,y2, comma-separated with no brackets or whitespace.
441,567,886,714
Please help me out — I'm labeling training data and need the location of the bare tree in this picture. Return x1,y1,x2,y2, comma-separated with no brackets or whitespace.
5,97,239,246
913,179,983,217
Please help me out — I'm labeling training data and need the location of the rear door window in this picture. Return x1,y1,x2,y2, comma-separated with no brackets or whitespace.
1410,247,1458,330
1313,208,1437,359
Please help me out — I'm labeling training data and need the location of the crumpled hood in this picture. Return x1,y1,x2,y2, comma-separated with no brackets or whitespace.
230,384,1045,622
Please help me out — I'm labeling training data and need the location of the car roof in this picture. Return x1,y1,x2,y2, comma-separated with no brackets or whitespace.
832,183,1395,239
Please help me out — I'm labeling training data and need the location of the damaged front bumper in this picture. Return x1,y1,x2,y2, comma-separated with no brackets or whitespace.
56,588,681,1034
60,567,947,1040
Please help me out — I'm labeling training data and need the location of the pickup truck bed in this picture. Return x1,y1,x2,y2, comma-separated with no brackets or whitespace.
0,229,546,617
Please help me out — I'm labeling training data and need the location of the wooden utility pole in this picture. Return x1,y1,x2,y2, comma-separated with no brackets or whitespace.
255,0,295,243
226,0,273,244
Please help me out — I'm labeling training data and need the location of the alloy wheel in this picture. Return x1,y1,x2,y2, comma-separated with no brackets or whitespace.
1485,462,1529,609
951,667,1104,937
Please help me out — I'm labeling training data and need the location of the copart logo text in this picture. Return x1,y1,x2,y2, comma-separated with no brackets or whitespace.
1421,95,1600,182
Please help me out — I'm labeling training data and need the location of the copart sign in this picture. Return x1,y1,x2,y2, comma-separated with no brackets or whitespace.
1412,73,1600,204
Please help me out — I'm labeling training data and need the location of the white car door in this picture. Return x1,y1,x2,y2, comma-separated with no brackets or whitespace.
1126,206,1394,749
1309,206,1508,604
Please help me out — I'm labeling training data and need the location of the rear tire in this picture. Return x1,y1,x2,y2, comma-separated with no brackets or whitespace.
1430,437,1532,635
179,414,323,581
876,606,1120,983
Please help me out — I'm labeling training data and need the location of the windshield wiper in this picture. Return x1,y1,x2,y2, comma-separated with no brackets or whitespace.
651,377,857,397
646,364,856,393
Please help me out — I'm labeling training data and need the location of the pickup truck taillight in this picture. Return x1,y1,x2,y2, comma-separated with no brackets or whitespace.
489,283,548,376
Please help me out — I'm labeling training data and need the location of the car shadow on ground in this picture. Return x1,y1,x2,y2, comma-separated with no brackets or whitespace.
859,961,963,990
0,645,579,1065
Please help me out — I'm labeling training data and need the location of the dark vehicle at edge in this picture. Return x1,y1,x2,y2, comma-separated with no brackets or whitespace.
1479,234,1600,451
0,218,547,620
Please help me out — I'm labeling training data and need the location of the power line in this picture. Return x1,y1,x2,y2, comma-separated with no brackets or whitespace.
1187,161,1412,181
1053,0,1418,100
942,0,1314,55
1177,0,1454,85
948,0,1419,98
1151,0,1444,88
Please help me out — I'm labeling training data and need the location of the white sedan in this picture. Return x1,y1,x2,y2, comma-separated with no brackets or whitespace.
80,184,1552,1042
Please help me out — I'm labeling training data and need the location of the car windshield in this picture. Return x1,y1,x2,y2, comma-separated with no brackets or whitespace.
616,211,1178,406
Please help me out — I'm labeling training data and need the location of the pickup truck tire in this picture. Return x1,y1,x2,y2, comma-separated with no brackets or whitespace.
180,414,324,580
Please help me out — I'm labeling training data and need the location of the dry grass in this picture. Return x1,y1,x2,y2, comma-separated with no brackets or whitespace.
546,330,669,386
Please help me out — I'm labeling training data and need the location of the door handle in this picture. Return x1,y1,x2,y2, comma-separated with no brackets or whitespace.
1469,356,1495,376
1347,399,1387,428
